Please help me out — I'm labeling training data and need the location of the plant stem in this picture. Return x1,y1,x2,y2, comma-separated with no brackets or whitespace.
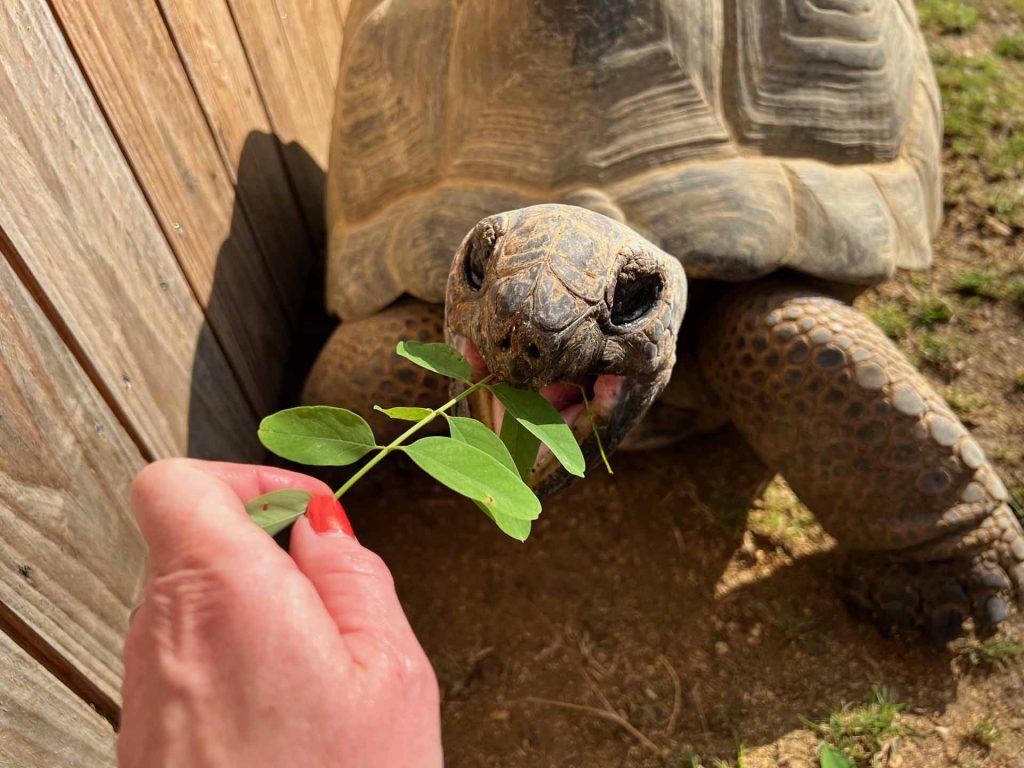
334,374,495,498
576,384,613,475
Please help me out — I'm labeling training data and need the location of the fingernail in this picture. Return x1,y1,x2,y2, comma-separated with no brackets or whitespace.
306,495,355,538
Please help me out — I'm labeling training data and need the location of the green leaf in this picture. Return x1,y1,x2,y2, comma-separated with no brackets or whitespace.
498,411,541,482
374,405,433,422
396,340,473,381
446,416,517,474
475,500,532,541
491,383,585,477
244,489,312,536
819,744,856,768
259,406,375,466
403,436,541,520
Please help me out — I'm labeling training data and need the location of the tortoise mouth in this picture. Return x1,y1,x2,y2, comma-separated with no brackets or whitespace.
449,333,627,489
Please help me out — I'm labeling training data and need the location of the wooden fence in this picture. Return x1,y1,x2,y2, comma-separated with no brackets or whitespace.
0,2,348,762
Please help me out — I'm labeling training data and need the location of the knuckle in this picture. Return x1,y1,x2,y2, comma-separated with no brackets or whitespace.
329,546,397,590
379,644,439,705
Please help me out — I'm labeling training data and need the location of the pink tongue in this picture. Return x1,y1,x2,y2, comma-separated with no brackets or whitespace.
462,342,489,377
539,382,582,412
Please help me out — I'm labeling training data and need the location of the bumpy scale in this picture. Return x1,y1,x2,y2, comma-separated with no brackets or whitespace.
699,283,1024,641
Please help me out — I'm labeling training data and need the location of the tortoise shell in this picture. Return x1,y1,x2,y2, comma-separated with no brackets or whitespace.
325,0,942,319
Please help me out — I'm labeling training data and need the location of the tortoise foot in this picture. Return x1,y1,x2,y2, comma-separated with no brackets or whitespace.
699,279,1024,643
840,549,1015,643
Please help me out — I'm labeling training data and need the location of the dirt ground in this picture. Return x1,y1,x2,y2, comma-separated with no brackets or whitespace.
302,3,1024,766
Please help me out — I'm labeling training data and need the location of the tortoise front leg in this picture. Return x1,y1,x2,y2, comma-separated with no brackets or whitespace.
698,280,1022,642
303,298,449,441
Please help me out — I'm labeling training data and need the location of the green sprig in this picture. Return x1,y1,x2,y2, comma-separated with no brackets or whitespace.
248,340,607,541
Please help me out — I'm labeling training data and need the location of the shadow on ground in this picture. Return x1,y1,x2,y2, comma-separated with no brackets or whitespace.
332,428,970,767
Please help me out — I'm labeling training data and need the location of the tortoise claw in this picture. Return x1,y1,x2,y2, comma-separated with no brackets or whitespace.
840,555,1016,644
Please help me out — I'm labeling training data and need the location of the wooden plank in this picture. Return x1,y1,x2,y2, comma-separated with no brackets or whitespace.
157,0,313,311
0,237,146,707
0,0,260,461
227,0,349,234
0,632,115,768
50,0,291,415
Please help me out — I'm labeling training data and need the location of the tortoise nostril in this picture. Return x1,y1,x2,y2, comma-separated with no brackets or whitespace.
611,267,663,326
527,342,541,359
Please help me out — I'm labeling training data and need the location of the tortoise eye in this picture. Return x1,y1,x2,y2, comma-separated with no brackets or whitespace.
610,264,663,326
463,225,497,291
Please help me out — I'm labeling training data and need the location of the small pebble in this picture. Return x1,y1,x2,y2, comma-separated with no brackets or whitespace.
714,641,730,656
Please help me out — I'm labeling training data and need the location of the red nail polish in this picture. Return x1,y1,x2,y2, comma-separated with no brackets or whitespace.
306,495,355,538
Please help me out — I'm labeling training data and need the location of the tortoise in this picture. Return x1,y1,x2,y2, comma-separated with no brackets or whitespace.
305,0,1024,642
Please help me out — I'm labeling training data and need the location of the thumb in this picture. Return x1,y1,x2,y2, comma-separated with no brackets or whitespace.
289,500,423,662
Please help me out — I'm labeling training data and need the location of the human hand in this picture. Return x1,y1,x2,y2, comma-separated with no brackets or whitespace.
119,459,442,768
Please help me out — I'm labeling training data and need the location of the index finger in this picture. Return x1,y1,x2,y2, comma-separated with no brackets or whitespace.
179,459,334,505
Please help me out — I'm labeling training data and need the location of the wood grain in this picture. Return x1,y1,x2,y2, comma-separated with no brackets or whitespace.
51,0,291,415
158,0,313,312
0,0,260,461
0,233,147,706
228,0,350,232
0,632,116,767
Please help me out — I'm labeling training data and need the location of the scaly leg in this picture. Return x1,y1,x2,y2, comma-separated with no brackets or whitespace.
699,281,1023,641
303,298,448,441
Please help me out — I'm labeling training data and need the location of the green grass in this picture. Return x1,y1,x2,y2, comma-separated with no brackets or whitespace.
806,688,909,767
918,0,980,33
955,635,1024,669
749,482,816,545
1010,280,1024,309
912,294,953,328
918,333,950,367
1014,370,1024,390
968,714,1002,749
945,387,989,420
711,744,748,768
931,46,1024,224
868,301,910,340
670,750,703,768
997,34,1024,60
952,269,1002,300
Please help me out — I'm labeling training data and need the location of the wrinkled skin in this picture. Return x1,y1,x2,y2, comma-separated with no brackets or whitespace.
444,204,687,492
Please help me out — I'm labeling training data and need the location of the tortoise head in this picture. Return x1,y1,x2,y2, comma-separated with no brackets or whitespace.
445,204,687,493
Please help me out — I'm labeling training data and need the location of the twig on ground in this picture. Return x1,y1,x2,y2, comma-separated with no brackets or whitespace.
658,654,683,734
521,697,668,758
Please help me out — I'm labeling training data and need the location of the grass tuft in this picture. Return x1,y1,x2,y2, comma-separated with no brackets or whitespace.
945,387,989,418
1009,280,1024,309
749,481,816,545
996,33,1024,60
912,294,953,329
968,714,1002,749
918,0,980,33
930,46,1024,225
918,333,950,367
955,635,1024,669
951,269,1002,300
805,688,909,767
869,301,910,340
